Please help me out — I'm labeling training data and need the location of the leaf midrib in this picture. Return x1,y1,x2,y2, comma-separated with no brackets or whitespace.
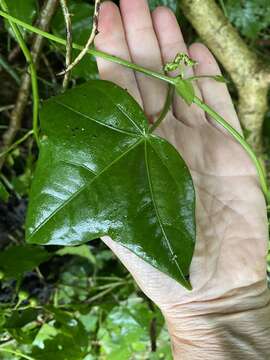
53,100,143,137
144,140,186,280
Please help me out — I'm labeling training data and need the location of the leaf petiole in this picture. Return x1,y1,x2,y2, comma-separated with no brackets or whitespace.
150,85,174,133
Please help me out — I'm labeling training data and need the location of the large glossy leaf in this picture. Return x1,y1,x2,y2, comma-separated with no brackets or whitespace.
26,80,195,288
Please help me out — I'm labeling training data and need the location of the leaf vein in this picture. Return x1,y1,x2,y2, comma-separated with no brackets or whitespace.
59,160,98,176
92,84,146,135
53,100,140,137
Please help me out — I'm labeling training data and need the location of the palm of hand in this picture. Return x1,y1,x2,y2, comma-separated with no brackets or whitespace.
95,0,268,311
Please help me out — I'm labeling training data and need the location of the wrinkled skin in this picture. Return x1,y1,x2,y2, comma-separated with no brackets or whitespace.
95,0,270,358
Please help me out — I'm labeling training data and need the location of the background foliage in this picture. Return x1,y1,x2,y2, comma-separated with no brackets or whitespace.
0,0,270,359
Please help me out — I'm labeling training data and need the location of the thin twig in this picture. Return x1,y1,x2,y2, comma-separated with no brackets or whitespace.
146,297,157,353
0,53,20,84
150,317,157,352
59,0,72,90
59,0,101,75
8,44,21,62
0,130,34,159
41,54,57,85
0,104,15,113
0,339,16,349
87,283,122,303
0,0,58,170
0,102,32,113
0,0,39,146
0,348,35,360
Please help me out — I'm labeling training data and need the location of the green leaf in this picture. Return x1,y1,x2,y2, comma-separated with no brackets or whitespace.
175,79,195,105
0,245,51,280
5,308,39,330
26,80,196,289
56,244,96,264
12,168,32,196
52,0,98,80
4,308,40,343
98,296,168,359
0,180,9,203
148,0,178,14
225,0,270,39
31,308,89,360
33,324,58,349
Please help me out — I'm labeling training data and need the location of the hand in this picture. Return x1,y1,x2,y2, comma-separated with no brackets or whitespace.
95,1,270,358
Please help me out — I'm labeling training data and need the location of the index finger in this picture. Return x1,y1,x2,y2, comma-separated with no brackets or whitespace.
94,1,143,106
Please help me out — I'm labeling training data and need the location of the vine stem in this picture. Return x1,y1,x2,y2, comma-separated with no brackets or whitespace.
0,348,35,360
0,10,268,204
0,10,175,85
0,3,39,145
194,96,270,203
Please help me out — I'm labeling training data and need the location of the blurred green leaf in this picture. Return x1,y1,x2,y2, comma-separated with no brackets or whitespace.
33,323,58,349
57,261,90,304
0,245,52,280
4,308,38,329
12,168,32,197
56,244,96,264
4,308,39,344
31,308,89,359
98,296,170,360
0,181,9,203
225,0,270,39
78,308,98,333
148,0,179,14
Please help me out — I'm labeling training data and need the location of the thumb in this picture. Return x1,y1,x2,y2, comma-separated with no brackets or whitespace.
101,235,186,308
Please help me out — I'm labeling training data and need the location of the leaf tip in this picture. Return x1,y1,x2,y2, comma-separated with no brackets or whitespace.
183,274,192,291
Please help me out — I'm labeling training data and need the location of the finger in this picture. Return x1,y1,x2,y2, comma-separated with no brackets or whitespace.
94,1,142,106
152,7,206,126
119,0,167,120
101,236,186,305
189,43,242,133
